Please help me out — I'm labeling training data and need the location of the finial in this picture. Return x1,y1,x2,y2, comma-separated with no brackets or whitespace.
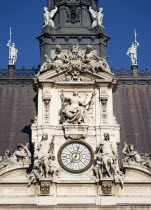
7,27,18,65
127,30,139,66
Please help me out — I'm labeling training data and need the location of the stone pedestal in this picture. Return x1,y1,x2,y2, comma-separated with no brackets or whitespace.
63,124,88,139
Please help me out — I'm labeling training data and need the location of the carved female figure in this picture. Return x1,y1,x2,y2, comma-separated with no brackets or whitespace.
60,89,95,124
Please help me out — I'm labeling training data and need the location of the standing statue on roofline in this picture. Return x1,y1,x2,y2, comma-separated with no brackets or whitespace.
7,27,18,65
127,30,139,65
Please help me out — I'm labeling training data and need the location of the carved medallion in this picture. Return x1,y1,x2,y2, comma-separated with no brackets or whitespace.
66,6,80,24
102,181,112,196
41,184,50,196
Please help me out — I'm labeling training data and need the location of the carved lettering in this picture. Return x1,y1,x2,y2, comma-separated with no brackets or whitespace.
120,187,151,196
57,186,96,196
2,187,29,196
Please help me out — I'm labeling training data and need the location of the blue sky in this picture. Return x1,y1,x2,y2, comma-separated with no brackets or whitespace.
0,0,150,69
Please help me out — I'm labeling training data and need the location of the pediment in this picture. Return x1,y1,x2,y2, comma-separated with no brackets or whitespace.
37,69,116,84
124,164,151,180
0,164,28,179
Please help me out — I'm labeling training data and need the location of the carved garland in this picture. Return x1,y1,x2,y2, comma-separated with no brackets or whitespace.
43,96,51,124
99,95,108,124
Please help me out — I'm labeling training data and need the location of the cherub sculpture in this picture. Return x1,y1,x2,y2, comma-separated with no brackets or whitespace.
43,6,58,28
89,7,104,28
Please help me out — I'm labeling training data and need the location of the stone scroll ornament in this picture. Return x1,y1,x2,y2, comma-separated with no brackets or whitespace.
60,89,96,124
0,143,31,170
122,142,151,169
37,44,111,79
93,133,124,188
28,134,61,187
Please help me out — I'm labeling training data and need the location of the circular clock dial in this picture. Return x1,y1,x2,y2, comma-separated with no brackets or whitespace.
58,141,94,173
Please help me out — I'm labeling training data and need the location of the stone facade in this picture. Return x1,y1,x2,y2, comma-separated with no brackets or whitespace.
0,0,151,209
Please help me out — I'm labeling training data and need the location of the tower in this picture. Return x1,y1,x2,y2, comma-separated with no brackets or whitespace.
37,0,110,64
31,0,121,204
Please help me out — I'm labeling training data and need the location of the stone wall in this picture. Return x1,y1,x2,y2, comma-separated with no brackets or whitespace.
0,205,151,209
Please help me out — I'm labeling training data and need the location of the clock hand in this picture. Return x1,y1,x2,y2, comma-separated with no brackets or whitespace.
77,145,80,151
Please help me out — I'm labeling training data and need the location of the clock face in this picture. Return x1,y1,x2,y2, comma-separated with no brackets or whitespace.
58,141,94,173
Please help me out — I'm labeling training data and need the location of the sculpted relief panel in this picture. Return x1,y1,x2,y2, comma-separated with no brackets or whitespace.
37,44,111,80
122,142,151,171
0,144,31,170
60,89,95,125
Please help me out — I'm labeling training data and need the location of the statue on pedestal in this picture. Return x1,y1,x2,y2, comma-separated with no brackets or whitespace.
7,28,18,65
127,30,139,65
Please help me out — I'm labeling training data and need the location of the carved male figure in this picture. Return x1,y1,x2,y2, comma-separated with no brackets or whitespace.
38,44,67,75
127,41,139,65
96,133,116,177
84,45,110,73
0,144,31,170
7,42,18,65
13,143,31,163
122,142,141,164
35,134,54,178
